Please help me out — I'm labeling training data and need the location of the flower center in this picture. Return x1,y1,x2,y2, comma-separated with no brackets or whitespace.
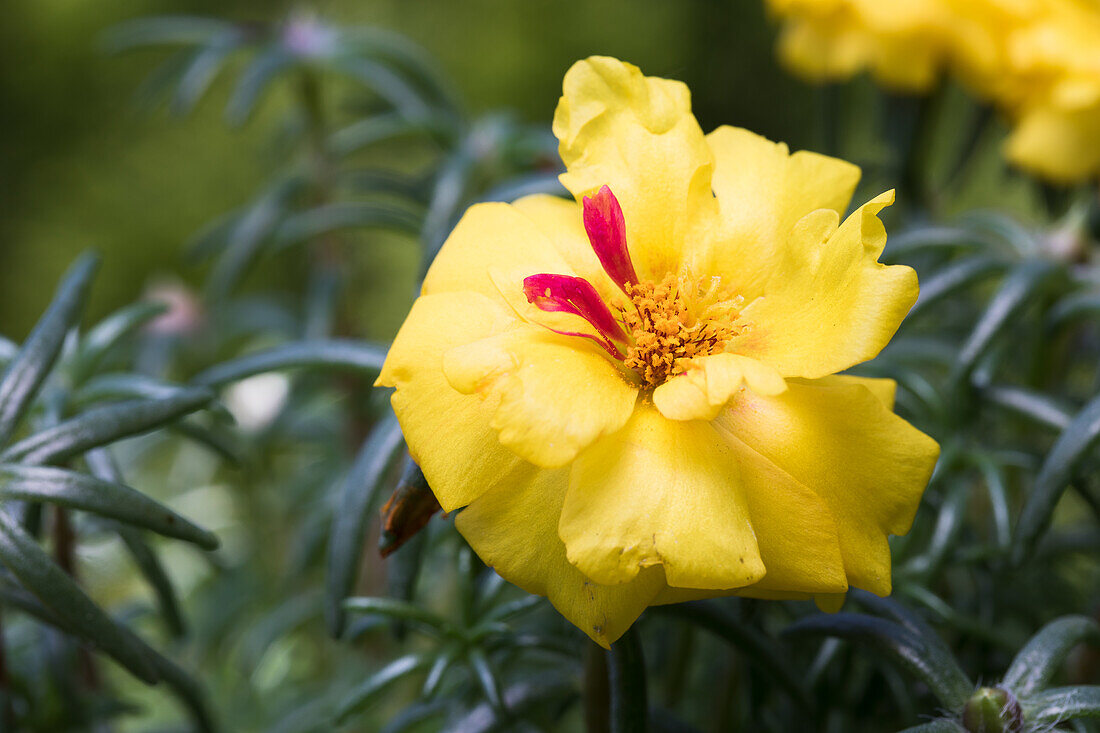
621,272,742,389
522,185,743,389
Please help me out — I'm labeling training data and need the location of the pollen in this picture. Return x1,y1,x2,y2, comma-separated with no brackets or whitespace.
621,270,743,389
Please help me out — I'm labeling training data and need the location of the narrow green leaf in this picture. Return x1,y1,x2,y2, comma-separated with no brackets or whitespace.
652,601,813,714
0,463,218,549
0,388,213,465
608,625,648,733
87,443,186,636
334,654,428,723
446,679,575,733
328,112,452,157
325,413,405,636
103,15,238,52
273,202,422,248
897,721,966,733
76,372,206,403
1003,616,1100,696
485,594,543,623
954,260,1063,384
0,510,159,683
149,652,218,733
117,526,186,636
342,27,464,112
479,172,567,204
1046,291,1100,330
468,646,504,713
225,47,294,125
342,596,449,637
1023,686,1100,724
421,644,460,698
172,37,239,114
981,384,1074,432
193,340,386,387
908,255,1008,319
0,338,18,365
885,225,1001,260
0,253,99,445
784,613,973,711
904,481,971,579
69,302,167,383
1014,393,1100,562
327,56,432,119
971,453,1012,550
206,177,303,298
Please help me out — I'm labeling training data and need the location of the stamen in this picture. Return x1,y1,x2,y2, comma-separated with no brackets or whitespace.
621,271,742,389
583,185,638,291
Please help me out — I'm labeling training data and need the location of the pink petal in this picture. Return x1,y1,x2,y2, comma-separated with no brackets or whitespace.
583,185,638,291
523,273,629,358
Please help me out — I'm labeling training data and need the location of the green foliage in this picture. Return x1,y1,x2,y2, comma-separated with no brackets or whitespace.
0,7,1098,733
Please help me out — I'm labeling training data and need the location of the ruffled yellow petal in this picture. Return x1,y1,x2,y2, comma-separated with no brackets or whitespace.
652,353,787,422
722,431,849,594
443,327,638,468
455,463,664,648
732,191,919,379
648,422,851,603
553,56,718,280
715,377,939,596
377,292,523,512
702,126,860,294
560,405,764,589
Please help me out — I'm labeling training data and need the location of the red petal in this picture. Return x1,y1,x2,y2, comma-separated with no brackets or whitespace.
583,185,638,291
523,273,628,358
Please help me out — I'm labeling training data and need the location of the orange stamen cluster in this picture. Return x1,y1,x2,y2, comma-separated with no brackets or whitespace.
621,271,743,389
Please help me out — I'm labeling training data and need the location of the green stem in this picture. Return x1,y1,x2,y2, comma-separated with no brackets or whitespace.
607,626,648,733
584,641,610,733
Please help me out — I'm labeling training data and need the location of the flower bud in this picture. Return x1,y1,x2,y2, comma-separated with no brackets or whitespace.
961,687,1023,733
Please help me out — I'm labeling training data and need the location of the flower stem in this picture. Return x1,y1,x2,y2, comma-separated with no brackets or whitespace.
583,641,610,733
607,626,648,733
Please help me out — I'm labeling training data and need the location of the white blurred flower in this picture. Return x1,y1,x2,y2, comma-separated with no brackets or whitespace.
224,373,290,431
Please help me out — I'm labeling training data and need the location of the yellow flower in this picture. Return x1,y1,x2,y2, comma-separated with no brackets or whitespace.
378,57,940,648
767,0,1100,182
766,0,961,92
999,0,1100,181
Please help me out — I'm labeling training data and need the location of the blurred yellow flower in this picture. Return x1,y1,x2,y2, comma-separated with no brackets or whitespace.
999,0,1100,181
768,0,957,91
767,0,1100,182
378,57,940,647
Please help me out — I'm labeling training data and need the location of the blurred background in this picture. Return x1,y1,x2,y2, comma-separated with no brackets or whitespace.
0,0,904,339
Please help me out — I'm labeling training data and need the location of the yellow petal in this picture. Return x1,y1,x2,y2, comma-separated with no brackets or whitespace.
702,126,860,295
553,56,718,280
560,405,764,589
422,202,576,300
652,353,787,422
733,192,920,379
817,374,898,409
455,463,664,648
377,292,523,512
443,327,638,468
715,377,939,596
722,430,849,594
648,422,851,601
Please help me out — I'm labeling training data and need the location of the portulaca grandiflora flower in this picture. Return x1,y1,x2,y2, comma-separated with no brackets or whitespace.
378,56,940,647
